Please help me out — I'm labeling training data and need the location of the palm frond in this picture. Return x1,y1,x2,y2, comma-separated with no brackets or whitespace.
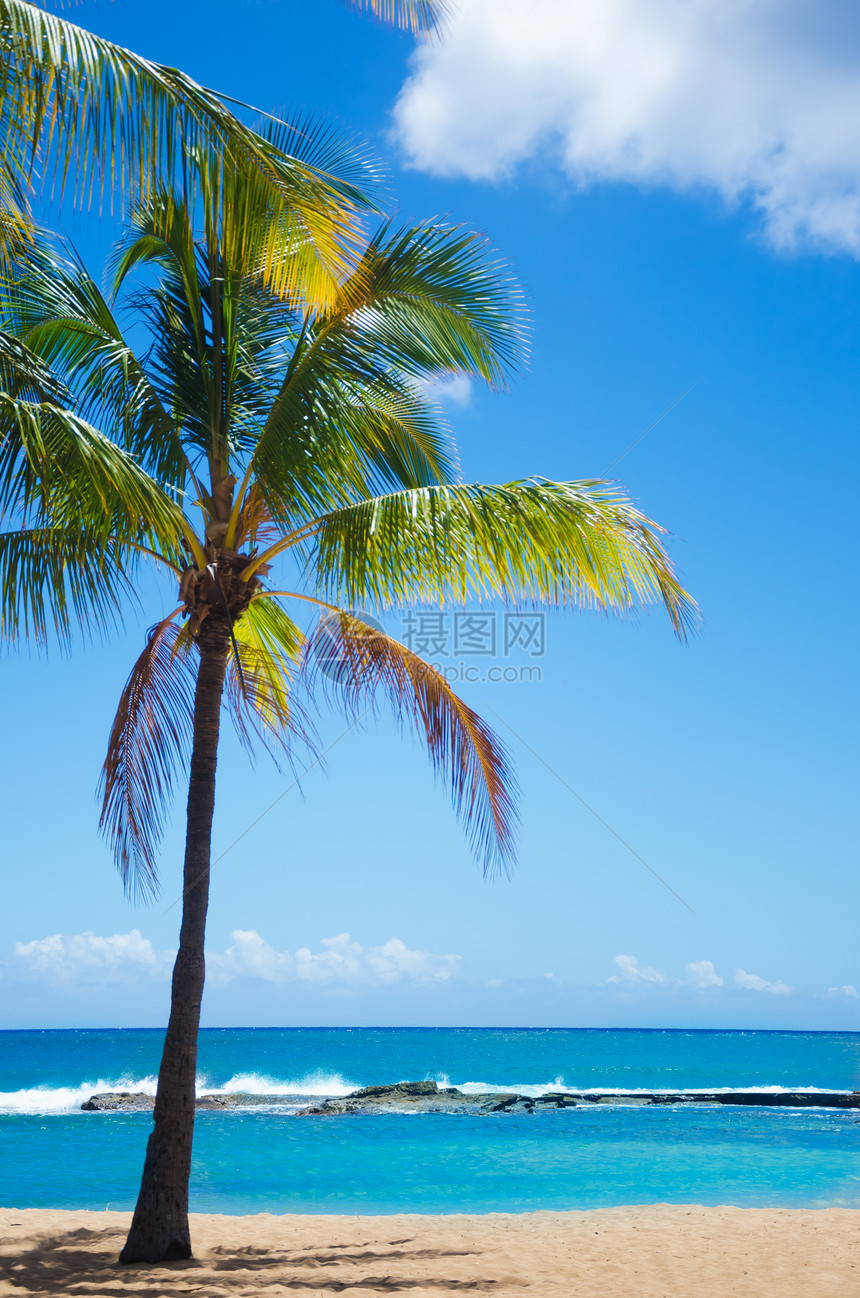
333,220,526,386
0,394,187,561
1,228,183,481
249,212,529,511
226,596,308,759
99,613,196,900
256,369,457,523
307,479,698,638
0,326,66,403
0,523,131,647
232,482,281,554
261,218,525,427
250,218,525,516
304,610,517,874
258,112,383,204
343,0,451,35
0,1,373,303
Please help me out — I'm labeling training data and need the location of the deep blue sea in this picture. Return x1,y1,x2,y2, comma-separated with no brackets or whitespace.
2,1028,859,1214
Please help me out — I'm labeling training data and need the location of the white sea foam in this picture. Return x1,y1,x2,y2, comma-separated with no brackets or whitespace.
199,1071,357,1098
0,1070,358,1115
0,1076,159,1115
445,1076,570,1098
436,1077,851,1098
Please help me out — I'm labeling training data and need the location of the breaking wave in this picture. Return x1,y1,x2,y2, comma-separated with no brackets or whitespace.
435,1075,850,1098
0,1070,357,1115
198,1071,357,1099
0,1076,159,1115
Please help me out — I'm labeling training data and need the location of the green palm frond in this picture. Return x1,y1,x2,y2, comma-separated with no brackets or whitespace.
112,193,288,472
0,1,374,302
0,394,187,560
306,479,698,638
0,327,66,403
256,370,457,523
226,596,308,758
304,610,517,874
196,144,365,310
252,219,524,515
0,523,130,647
265,220,525,420
333,221,526,387
1,229,183,480
99,613,196,900
257,113,382,208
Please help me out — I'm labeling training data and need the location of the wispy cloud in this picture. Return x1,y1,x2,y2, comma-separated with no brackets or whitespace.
607,954,677,987
12,933,823,1006
394,0,860,253
608,955,797,997
209,931,461,987
14,929,461,990
734,968,793,996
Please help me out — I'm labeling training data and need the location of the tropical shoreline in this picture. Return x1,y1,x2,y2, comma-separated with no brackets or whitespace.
1,1204,857,1296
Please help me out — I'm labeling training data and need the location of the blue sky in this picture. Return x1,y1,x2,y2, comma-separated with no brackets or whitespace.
2,0,858,1030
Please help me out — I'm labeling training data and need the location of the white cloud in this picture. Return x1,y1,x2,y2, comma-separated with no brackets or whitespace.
685,959,723,989
826,984,859,998
209,931,461,987
14,929,461,990
418,374,473,407
734,968,792,995
608,953,674,986
395,0,860,253
15,930,162,983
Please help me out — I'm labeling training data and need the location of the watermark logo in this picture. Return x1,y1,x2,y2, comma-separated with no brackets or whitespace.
312,609,546,686
401,609,545,685
312,609,385,683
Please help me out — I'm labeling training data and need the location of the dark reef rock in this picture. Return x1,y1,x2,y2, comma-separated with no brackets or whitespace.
82,1082,860,1114
81,1092,154,1111
294,1080,533,1116
633,1090,860,1109
294,1081,860,1116
81,1091,271,1112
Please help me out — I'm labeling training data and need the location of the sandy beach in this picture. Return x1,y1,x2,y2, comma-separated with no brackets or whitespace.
0,1205,856,1296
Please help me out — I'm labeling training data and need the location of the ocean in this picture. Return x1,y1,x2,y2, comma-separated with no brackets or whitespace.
1,1027,859,1214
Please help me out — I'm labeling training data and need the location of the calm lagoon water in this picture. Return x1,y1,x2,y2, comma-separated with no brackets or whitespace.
2,1027,859,1213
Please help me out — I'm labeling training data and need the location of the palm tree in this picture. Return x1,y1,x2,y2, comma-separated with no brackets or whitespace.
0,178,695,1260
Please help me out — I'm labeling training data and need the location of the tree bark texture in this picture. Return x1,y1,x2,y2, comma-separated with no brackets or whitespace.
119,621,229,1264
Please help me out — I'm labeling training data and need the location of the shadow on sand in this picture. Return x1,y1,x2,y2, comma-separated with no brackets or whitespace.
0,1225,521,1293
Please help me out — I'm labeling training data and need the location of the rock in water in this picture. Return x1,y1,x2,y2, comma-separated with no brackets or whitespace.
81,1083,860,1114
81,1091,261,1111
295,1081,553,1116
81,1092,155,1111
294,1082,860,1116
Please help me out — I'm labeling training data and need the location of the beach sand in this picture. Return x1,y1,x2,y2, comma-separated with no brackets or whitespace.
0,1205,857,1295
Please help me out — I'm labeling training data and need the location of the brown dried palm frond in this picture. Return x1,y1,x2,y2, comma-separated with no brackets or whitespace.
231,481,281,555
304,611,517,874
345,0,450,35
99,611,196,900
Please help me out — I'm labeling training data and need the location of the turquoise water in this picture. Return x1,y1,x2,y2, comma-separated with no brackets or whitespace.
2,1028,859,1213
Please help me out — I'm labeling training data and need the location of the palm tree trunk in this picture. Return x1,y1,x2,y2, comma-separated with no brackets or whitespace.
119,619,230,1264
